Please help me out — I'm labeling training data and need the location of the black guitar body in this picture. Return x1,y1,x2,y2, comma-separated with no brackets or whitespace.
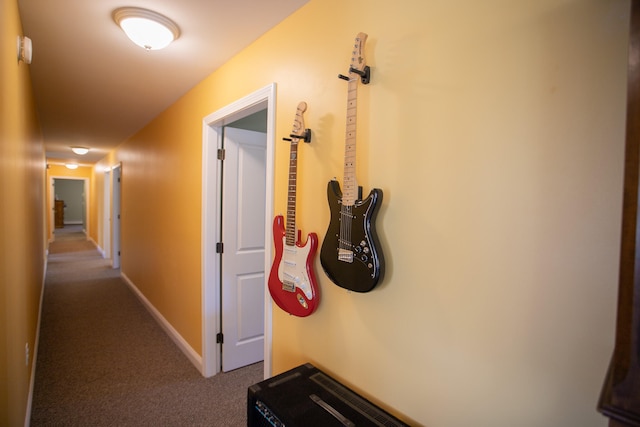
320,180,385,292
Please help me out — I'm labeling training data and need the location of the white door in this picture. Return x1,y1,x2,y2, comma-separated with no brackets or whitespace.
112,165,122,269
103,171,111,258
221,127,266,372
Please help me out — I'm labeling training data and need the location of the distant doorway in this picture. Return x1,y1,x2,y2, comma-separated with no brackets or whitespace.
50,177,89,240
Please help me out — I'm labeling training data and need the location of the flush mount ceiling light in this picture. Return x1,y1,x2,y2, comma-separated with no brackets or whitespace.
71,146,89,155
113,7,180,51
65,163,79,170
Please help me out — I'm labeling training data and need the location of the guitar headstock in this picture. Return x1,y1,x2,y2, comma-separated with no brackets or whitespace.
289,102,311,143
350,32,368,74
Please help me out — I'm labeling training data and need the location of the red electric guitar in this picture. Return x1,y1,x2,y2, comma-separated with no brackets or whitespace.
268,102,320,317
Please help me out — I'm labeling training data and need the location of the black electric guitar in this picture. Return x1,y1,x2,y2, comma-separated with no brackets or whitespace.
320,32,384,293
268,102,320,316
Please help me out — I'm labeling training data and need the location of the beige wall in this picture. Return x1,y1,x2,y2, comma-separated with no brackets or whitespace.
0,0,46,424
95,0,629,425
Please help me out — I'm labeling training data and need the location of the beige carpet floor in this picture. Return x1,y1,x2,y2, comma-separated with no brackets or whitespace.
31,227,262,426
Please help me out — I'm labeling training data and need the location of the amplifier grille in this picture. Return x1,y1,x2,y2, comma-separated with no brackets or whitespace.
309,372,406,427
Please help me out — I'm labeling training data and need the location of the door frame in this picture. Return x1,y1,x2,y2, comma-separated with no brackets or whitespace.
50,176,90,240
201,83,276,378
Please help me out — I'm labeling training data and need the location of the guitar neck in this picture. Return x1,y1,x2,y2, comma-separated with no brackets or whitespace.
284,102,308,246
342,76,359,206
285,139,298,246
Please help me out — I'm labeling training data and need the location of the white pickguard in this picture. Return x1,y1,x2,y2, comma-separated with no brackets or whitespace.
277,236,314,300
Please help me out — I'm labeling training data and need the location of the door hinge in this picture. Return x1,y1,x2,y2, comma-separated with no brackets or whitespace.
216,333,224,344
216,242,224,253
217,148,225,160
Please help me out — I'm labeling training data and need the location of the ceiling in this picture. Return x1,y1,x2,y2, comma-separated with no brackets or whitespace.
18,0,309,164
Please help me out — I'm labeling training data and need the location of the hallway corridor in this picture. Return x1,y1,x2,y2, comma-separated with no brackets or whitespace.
31,228,262,426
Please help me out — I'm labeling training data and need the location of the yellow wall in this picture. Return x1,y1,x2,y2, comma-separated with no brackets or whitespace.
97,0,629,425
0,0,46,424
96,117,204,349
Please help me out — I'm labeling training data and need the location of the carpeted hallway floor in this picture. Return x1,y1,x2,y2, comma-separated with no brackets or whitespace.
31,226,262,426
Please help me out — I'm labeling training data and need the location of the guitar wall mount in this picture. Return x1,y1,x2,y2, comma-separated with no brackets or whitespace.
338,66,371,85
282,128,311,143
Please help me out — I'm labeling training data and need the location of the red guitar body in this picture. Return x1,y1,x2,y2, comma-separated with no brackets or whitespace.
268,215,319,317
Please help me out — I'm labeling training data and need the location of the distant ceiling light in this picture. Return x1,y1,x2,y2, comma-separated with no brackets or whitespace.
65,163,78,170
71,146,89,155
113,7,180,51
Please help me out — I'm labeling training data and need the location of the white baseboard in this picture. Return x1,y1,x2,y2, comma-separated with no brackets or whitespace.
120,273,204,374
26,255,48,427
90,238,105,258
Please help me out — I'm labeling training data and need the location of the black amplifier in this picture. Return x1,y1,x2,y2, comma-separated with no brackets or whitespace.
247,363,409,427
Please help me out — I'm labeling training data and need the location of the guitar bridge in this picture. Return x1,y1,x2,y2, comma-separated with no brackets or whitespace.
282,280,296,292
338,249,354,263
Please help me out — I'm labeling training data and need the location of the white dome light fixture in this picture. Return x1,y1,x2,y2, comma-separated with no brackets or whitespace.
65,163,79,170
113,7,180,51
71,146,89,155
